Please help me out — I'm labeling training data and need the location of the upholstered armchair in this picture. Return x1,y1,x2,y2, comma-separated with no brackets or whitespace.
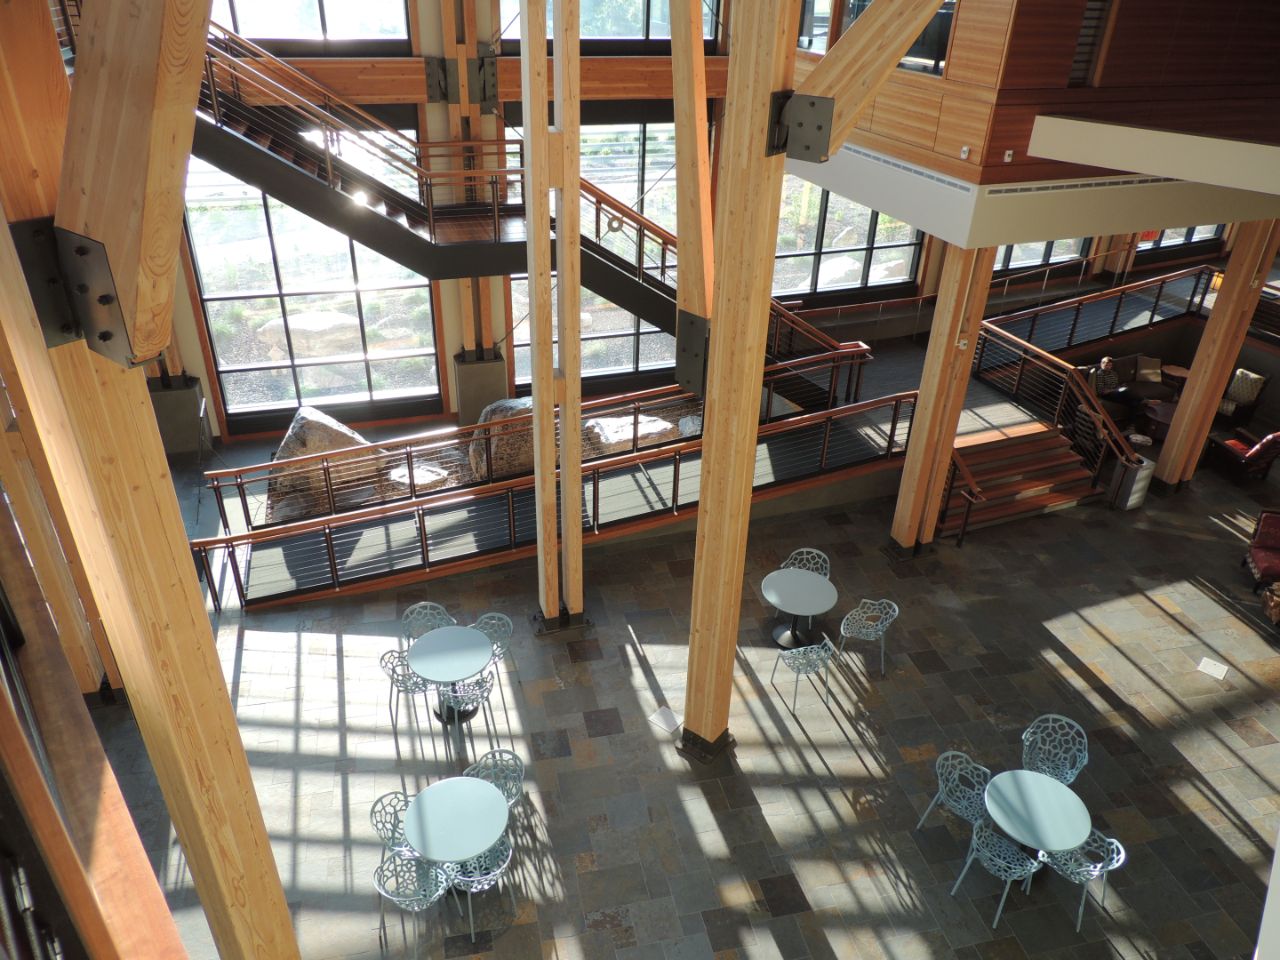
1218,368,1268,426
1244,510,1280,592
1207,429,1280,482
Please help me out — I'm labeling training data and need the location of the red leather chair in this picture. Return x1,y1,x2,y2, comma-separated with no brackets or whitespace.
1207,429,1280,482
1245,510,1280,592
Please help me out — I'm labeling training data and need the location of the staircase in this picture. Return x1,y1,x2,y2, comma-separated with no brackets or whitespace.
938,425,1099,538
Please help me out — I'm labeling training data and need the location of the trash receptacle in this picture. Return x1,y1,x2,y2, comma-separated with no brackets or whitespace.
1108,455,1156,510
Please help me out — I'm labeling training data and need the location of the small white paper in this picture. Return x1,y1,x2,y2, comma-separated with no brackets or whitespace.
1197,657,1229,680
648,706,683,733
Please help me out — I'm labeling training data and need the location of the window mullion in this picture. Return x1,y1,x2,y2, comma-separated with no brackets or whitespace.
260,193,303,405
350,239,374,399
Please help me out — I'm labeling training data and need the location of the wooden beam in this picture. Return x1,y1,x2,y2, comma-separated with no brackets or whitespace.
682,0,802,753
520,0,561,619
553,0,584,617
795,0,948,150
1155,219,1280,485
0,434,103,693
0,6,300,958
671,0,715,318
54,0,212,361
496,55,730,102
890,244,996,549
0,494,187,959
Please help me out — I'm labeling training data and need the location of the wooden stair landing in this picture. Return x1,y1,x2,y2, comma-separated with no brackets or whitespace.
941,425,1098,537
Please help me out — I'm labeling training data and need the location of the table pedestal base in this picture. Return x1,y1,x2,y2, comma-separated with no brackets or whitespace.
772,615,818,650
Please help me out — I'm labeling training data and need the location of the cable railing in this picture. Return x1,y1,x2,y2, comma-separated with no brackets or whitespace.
192,389,915,609
937,450,985,548
974,323,1140,486
985,265,1215,355
205,347,871,534
47,0,79,61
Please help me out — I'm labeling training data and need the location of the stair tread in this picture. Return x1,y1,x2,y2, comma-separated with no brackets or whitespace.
958,434,1070,465
940,485,1098,531
968,449,1083,481
947,469,1093,508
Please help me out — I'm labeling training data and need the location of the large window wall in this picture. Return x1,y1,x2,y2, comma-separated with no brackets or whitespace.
498,0,718,39
800,0,953,75
185,158,440,423
1138,224,1224,250
773,176,923,296
509,277,675,385
580,123,678,232
993,238,1090,274
210,0,408,39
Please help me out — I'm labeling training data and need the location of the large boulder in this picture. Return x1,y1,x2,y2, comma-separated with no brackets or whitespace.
468,397,687,480
267,406,386,521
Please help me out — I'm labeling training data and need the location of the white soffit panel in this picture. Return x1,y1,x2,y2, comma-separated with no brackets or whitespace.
789,143,1280,249
1029,115,1280,198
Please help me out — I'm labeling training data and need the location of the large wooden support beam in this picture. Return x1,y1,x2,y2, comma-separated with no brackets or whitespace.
1155,219,1280,485
890,244,997,550
0,4,300,958
519,0,562,619
553,0,585,617
795,0,946,150
671,0,715,318
681,0,801,758
54,0,211,361
0,495,187,959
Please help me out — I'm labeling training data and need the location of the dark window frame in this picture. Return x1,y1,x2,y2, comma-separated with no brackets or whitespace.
214,0,411,47
992,237,1093,277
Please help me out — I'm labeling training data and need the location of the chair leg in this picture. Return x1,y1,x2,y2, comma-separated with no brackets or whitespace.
770,654,781,685
1075,881,1088,933
1100,871,1108,907
823,660,831,705
993,878,1013,929
880,635,886,678
791,671,800,713
915,791,941,830
950,850,975,896
467,889,476,942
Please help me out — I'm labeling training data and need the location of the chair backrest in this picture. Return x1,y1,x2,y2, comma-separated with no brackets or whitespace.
1244,433,1280,468
369,790,409,846
1226,368,1266,405
373,856,448,910
781,638,836,672
1022,713,1088,785
840,598,899,639
782,548,830,578
934,751,991,824
401,601,455,639
464,750,525,803
441,669,495,707
1253,511,1280,550
380,649,426,692
473,612,514,649
453,835,513,891
972,818,1038,881
1042,829,1126,884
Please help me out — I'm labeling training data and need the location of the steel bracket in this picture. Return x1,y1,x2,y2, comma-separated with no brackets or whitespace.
675,310,709,397
765,90,836,163
425,56,449,102
471,47,499,114
8,217,137,366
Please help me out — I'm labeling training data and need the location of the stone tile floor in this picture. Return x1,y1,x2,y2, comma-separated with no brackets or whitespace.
93,470,1279,960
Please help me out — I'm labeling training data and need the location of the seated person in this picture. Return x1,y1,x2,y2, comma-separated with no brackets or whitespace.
1091,356,1156,412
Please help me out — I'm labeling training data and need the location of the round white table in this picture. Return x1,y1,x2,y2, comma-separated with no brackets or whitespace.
761,568,838,649
985,769,1091,853
408,625,493,724
403,776,508,863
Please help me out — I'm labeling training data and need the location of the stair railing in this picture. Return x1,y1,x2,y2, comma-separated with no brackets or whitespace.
973,323,1141,486
937,450,985,548
205,345,871,534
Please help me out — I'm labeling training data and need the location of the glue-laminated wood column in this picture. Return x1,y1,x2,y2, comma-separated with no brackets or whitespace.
519,0,562,618
671,0,714,317
890,244,997,550
552,0,585,617
681,0,801,756
1155,219,1280,486
0,2,300,956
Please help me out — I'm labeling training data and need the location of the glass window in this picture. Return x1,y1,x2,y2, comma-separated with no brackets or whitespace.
223,0,407,39
771,184,924,296
510,274,674,385
1138,224,1224,250
185,160,439,417
993,237,1090,273
814,0,952,75
501,0,719,39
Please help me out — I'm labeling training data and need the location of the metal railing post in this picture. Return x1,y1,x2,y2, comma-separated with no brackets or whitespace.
1066,303,1081,347
671,451,681,512
236,474,253,530
417,508,430,567
491,175,500,240
819,419,833,469
204,55,221,125
592,472,601,532
199,549,221,613
226,544,247,605
321,461,338,514
212,480,232,534
507,490,517,545
887,398,902,457
323,527,340,584
1149,280,1165,325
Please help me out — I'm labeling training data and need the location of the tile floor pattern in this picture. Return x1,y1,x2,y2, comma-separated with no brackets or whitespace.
93,471,1280,960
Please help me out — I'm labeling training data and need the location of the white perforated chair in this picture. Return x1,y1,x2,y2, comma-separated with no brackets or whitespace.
1038,830,1126,932
464,750,525,807
373,856,457,956
769,639,837,713
401,601,455,643
838,598,899,677
778,548,831,626
472,612,516,737
951,818,1041,929
451,835,518,942
915,751,991,830
1022,714,1088,785
369,790,413,864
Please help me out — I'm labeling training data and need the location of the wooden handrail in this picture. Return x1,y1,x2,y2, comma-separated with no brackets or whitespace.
580,180,678,245
193,390,916,550
949,450,984,501
204,347,872,481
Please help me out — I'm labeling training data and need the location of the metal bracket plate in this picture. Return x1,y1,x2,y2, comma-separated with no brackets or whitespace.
675,310,709,397
473,48,498,114
55,228,136,367
425,56,448,102
8,218,81,349
766,90,836,163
